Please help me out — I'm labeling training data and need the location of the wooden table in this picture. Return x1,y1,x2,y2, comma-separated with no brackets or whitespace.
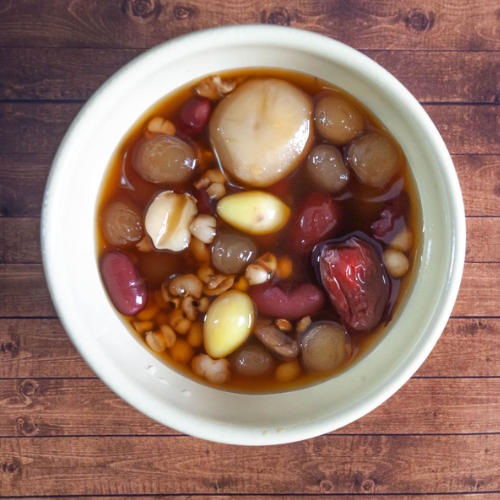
1,1,499,498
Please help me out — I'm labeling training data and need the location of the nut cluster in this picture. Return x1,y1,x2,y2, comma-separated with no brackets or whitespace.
194,168,227,200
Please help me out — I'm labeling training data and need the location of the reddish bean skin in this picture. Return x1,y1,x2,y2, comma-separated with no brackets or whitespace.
371,194,406,241
249,282,325,320
317,236,390,331
178,98,211,136
290,192,342,255
100,251,148,316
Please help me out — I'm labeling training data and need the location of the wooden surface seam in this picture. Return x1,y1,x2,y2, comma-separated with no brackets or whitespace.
1,0,500,497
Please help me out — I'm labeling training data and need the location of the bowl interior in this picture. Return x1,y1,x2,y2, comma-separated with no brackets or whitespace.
42,26,465,445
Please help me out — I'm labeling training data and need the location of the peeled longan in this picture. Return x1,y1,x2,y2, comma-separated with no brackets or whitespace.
307,144,349,193
133,134,196,185
347,132,403,188
314,93,365,145
101,201,142,246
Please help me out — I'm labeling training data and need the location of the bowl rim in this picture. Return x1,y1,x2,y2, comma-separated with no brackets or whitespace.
41,24,466,445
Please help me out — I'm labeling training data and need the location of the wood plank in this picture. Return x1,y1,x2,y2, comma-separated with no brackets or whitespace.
2,48,500,103
0,103,82,155
416,318,500,378
466,218,500,262
0,218,41,263
2,216,499,264
455,155,500,217
453,263,500,317
12,497,500,500
1,154,498,218
1,318,499,379
0,155,50,218
0,319,92,378
1,103,498,156
1,0,500,50
2,434,500,495
0,376,499,437
0,264,56,317
0,262,496,318
10,497,500,500
424,105,500,156
0,48,141,101
0,48,142,101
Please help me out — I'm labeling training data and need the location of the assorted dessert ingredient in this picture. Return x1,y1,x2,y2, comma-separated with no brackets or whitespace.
289,192,342,255
133,134,196,184
314,92,365,145
97,69,418,391
299,321,350,372
101,201,143,246
216,191,291,235
347,132,402,188
204,290,254,358
316,236,390,331
145,191,198,252
100,251,147,316
209,78,313,187
306,144,350,193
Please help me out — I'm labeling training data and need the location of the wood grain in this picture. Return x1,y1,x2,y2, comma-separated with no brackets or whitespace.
1,154,499,218
1,103,499,156
0,265,56,317
466,218,500,262
1,0,500,50
0,262,495,318
2,48,500,103
2,216,499,264
0,103,82,155
0,155,51,218
1,434,500,496
0,319,92,378
0,218,41,263
455,155,500,217
0,376,499,437
10,492,498,500
1,318,498,379
453,264,500,317
10,497,500,500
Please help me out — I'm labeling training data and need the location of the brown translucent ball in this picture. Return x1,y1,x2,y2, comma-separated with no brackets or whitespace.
347,132,402,188
299,322,348,373
315,93,365,145
101,201,142,246
231,344,274,377
132,134,196,184
211,233,257,275
307,144,349,193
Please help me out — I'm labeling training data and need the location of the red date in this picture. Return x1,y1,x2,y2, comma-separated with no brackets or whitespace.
101,250,148,316
249,282,325,320
290,192,342,255
371,194,406,241
178,98,211,136
317,235,389,331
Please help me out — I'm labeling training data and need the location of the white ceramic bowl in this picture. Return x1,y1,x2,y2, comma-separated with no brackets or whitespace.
42,25,465,445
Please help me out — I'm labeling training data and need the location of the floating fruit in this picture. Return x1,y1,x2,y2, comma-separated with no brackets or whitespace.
209,78,313,187
204,290,255,358
216,191,290,235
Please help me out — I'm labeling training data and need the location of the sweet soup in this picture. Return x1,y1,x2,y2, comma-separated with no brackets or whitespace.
97,69,420,392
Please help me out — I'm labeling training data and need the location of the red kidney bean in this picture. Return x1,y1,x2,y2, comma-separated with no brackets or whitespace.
194,186,217,215
249,282,325,320
317,235,390,331
178,98,211,136
371,194,407,241
100,251,148,316
290,192,342,255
